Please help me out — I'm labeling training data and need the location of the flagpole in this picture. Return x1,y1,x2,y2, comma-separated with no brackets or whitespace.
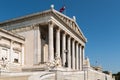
64,6,66,15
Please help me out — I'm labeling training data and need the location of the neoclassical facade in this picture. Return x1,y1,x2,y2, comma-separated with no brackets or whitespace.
0,5,114,80
0,6,86,71
0,28,24,71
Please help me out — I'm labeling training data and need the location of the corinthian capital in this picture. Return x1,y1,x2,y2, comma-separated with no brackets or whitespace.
48,20,55,27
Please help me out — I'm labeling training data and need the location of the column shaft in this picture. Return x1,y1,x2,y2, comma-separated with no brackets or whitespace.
37,27,41,63
21,44,24,65
10,41,13,63
18,52,21,64
34,29,38,64
62,33,66,67
67,37,71,68
48,22,54,62
82,47,85,70
56,29,60,58
79,45,82,70
72,40,75,69
76,42,79,70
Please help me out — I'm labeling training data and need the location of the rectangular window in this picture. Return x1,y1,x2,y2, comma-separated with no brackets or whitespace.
13,52,19,63
1,48,8,61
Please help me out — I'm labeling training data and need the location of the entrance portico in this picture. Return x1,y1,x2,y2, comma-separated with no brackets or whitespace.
33,20,86,71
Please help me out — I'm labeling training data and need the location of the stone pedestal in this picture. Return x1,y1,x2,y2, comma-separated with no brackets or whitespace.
48,67,63,80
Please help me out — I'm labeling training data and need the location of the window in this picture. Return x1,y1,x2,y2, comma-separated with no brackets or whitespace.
1,48,8,61
13,52,19,63
14,58,18,63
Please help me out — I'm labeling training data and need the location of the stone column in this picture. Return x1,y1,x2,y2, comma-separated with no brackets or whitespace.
76,42,79,70
79,44,82,70
48,21,54,62
10,40,13,63
21,44,24,65
37,26,41,64
67,36,71,68
82,46,85,70
18,52,21,64
62,32,66,67
56,28,60,58
34,27,38,64
72,39,75,69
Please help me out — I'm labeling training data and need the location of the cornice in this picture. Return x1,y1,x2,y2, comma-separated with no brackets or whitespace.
0,8,87,42
11,24,40,33
52,10,87,42
0,43,10,49
51,11,87,43
0,28,25,41
0,10,52,26
53,9,74,22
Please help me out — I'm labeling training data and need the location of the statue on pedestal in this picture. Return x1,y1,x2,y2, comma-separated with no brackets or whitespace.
0,57,9,72
46,53,62,70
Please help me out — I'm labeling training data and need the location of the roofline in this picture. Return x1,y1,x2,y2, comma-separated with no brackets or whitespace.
0,9,51,25
53,9,87,42
74,21,87,42
0,8,87,42
53,9,75,22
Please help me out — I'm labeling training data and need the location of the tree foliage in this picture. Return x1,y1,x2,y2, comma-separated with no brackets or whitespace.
113,72,120,80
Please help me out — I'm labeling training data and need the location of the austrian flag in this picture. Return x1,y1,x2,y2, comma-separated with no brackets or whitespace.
59,6,65,13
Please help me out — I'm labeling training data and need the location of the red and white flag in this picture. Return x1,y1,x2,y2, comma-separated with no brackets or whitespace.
59,6,65,13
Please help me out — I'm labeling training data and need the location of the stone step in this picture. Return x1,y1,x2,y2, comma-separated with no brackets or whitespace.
22,65,48,72
0,76,29,80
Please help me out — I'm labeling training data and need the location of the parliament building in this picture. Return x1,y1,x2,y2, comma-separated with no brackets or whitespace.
0,5,114,80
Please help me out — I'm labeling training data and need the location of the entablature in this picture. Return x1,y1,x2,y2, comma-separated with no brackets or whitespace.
0,8,87,43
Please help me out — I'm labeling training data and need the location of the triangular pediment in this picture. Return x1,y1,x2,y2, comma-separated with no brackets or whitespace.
0,8,87,42
51,9,87,42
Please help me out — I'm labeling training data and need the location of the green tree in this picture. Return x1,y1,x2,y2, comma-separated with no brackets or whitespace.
113,72,120,80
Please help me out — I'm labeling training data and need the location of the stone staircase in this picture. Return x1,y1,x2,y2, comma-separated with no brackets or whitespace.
37,71,84,80
39,73,55,80
28,70,84,80
0,70,84,80
22,64,48,72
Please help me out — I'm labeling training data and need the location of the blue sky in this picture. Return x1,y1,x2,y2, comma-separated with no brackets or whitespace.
0,0,120,73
